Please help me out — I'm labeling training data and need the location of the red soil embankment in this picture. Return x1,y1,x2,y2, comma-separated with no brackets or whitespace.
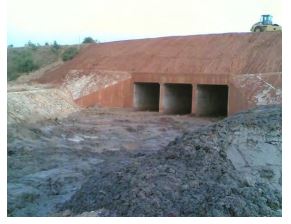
36,32,282,85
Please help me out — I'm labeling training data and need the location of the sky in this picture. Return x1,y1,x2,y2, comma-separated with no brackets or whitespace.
7,0,282,47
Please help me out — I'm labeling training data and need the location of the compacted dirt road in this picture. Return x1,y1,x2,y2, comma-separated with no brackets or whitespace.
7,107,212,216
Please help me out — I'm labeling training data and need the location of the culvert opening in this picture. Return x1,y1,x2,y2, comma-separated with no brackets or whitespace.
134,83,160,111
196,84,228,116
163,84,192,114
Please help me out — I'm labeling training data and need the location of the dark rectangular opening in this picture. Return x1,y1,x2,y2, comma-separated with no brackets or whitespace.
163,84,192,114
134,83,160,111
196,84,228,116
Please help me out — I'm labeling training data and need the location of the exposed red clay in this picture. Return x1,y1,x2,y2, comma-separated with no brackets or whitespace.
35,32,282,115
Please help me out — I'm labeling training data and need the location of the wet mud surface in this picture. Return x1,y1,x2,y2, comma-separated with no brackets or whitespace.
61,105,282,217
8,106,281,217
7,107,211,216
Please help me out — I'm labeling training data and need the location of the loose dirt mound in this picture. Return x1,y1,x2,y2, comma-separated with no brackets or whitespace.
37,32,281,84
7,84,79,124
61,105,281,217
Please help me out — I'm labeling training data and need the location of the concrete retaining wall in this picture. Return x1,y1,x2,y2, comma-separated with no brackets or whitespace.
74,72,281,116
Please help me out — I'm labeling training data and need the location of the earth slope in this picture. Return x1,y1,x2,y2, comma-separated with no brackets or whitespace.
37,32,282,85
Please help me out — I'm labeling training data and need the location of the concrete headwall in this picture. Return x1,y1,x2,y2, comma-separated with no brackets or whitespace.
74,72,281,116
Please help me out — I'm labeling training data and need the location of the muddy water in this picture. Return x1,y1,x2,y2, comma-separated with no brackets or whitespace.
7,107,213,216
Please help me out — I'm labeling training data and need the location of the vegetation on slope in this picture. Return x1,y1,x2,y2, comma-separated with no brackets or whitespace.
62,47,79,61
7,37,99,81
8,43,60,81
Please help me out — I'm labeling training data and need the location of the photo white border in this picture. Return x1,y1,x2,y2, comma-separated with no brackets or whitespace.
1,0,289,223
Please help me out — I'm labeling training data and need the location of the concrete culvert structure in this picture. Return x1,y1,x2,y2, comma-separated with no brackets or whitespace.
196,84,228,116
35,32,281,116
134,83,160,111
163,84,192,114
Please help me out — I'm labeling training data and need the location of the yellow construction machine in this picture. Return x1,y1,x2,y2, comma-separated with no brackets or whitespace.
251,15,281,32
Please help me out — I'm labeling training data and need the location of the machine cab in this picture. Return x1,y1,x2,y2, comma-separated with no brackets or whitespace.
261,15,273,25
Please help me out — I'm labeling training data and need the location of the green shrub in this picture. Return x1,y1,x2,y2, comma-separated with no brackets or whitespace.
7,49,40,81
50,41,61,54
82,37,96,44
62,47,78,61
52,41,60,49
7,44,65,81
13,51,39,73
26,41,38,50
17,57,39,73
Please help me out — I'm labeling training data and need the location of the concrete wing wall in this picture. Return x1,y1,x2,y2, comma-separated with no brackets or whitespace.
228,72,282,114
75,78,133,108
